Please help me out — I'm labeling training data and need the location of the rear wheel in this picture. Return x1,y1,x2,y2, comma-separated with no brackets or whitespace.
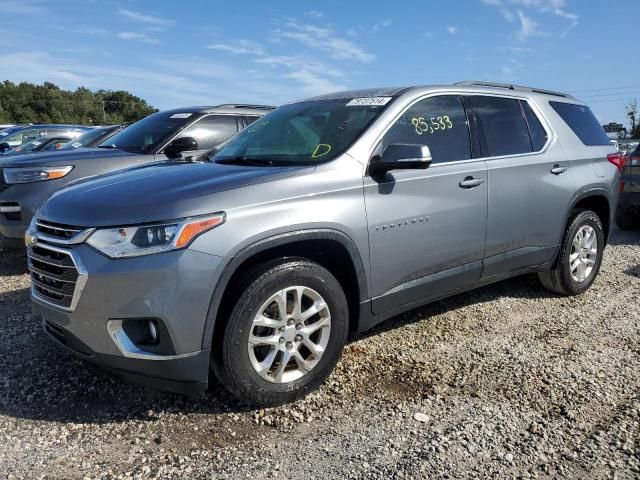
212,258,349,406
538,209,604,296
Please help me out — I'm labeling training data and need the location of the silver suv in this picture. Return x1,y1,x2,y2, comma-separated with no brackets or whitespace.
29,82,620,406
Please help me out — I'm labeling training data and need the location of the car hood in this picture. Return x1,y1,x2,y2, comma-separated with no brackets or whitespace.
0,148,134,167
38,161,311,226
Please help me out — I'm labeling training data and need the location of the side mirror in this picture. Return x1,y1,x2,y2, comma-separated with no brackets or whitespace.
369,143,432,177
164,136,198,158
0,142,10,153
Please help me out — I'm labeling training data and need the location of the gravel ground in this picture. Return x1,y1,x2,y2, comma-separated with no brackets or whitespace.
1,228,639,480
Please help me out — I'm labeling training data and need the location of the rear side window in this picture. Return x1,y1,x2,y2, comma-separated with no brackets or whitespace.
467,96,532,157
521,101,548,151
380,95,471,164
549,102,610,146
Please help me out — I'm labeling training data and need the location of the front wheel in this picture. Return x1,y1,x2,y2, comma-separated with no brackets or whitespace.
538,209,604,296
212,259,349,406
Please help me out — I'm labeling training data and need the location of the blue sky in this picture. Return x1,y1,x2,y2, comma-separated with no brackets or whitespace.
0,0,638,125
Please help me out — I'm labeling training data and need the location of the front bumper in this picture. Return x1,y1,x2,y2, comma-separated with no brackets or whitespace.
0,182,55,248
31,242,225,394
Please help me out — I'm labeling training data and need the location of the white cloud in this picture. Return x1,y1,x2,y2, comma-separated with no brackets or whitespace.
207,39,264,56
372,19,392,33
273,20,374,62
480,0,578,41
447,26,459,34
480,0,577,20
516,11,538,39
0,0,46,14
304,10,324,18
285,69,346,96
119,9,174,27
116,32,161,44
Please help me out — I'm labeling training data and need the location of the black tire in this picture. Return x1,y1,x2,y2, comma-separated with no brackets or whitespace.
211,258,349,407
538,209,604,296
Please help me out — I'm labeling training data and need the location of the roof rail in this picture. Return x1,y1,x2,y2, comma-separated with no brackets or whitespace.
216,104,276,110
454,81,573,99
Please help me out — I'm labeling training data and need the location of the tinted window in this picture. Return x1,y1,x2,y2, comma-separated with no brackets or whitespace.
521,101,548,151
468,96,532,157
1,128,40,146
549,101,610,146
99,111,196,154
380,95,471,163
213,99,389,165
61,126,118,150
179,115,238,150
244,116,261,127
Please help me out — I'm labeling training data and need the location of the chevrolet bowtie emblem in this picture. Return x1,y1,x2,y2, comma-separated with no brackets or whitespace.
24,231,37,248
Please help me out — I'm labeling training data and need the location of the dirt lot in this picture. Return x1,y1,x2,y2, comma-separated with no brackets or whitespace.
1,228,639,479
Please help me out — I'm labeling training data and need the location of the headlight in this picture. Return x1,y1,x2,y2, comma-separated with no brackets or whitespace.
86,213,225,258
3,166,73,184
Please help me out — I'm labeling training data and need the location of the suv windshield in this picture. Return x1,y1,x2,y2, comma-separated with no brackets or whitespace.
61,127,117,150
98,112,195,154
212,98,391,165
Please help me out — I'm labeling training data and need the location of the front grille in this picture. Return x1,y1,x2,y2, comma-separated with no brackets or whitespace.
28,243,79,309
36,220,85,240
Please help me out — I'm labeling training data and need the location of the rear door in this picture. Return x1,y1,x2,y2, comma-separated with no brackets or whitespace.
466,95,575,278
364,94,488,314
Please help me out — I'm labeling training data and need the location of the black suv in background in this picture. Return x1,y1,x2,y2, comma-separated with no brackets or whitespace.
0,104,273,248
616,143,640,230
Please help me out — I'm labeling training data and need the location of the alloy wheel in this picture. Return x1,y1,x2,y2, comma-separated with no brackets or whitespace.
247,286,331,383
569,225,598,282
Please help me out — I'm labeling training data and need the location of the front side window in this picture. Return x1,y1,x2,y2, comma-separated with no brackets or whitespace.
213,99,389,165
468,96,532,157
177,115,238,151
380,95,471,163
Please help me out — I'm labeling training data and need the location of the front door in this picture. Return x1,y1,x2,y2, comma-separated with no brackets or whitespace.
363,95,488,315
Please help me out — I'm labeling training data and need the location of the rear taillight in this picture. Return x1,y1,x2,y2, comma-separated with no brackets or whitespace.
607,153,625,171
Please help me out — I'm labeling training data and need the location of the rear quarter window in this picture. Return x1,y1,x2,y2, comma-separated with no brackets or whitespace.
549,101,610,146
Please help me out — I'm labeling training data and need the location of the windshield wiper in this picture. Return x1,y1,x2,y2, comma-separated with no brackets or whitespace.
215,156,275,166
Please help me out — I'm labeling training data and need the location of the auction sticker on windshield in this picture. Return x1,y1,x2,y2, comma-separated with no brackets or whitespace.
170,113,192,119
346,97,392,106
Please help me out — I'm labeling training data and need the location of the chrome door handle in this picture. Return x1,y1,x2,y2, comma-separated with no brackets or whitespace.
459,176,484,188
551,164,567,175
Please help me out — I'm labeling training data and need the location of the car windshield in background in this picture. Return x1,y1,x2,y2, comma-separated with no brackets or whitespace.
97,112,195,154
212,98,392,165
0,128,30,145
8,137,46,153
60,126,117,150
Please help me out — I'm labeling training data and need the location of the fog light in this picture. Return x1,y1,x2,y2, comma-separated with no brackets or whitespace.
147,319,158,343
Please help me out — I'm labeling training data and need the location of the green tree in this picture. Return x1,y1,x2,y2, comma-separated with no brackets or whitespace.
0,80,157,125
626,100,638,138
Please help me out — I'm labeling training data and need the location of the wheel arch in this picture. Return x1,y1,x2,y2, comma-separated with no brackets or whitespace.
201,229,369,351
568,189,613,243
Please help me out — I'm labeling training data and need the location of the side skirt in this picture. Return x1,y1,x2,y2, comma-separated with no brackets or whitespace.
356,258,555,333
